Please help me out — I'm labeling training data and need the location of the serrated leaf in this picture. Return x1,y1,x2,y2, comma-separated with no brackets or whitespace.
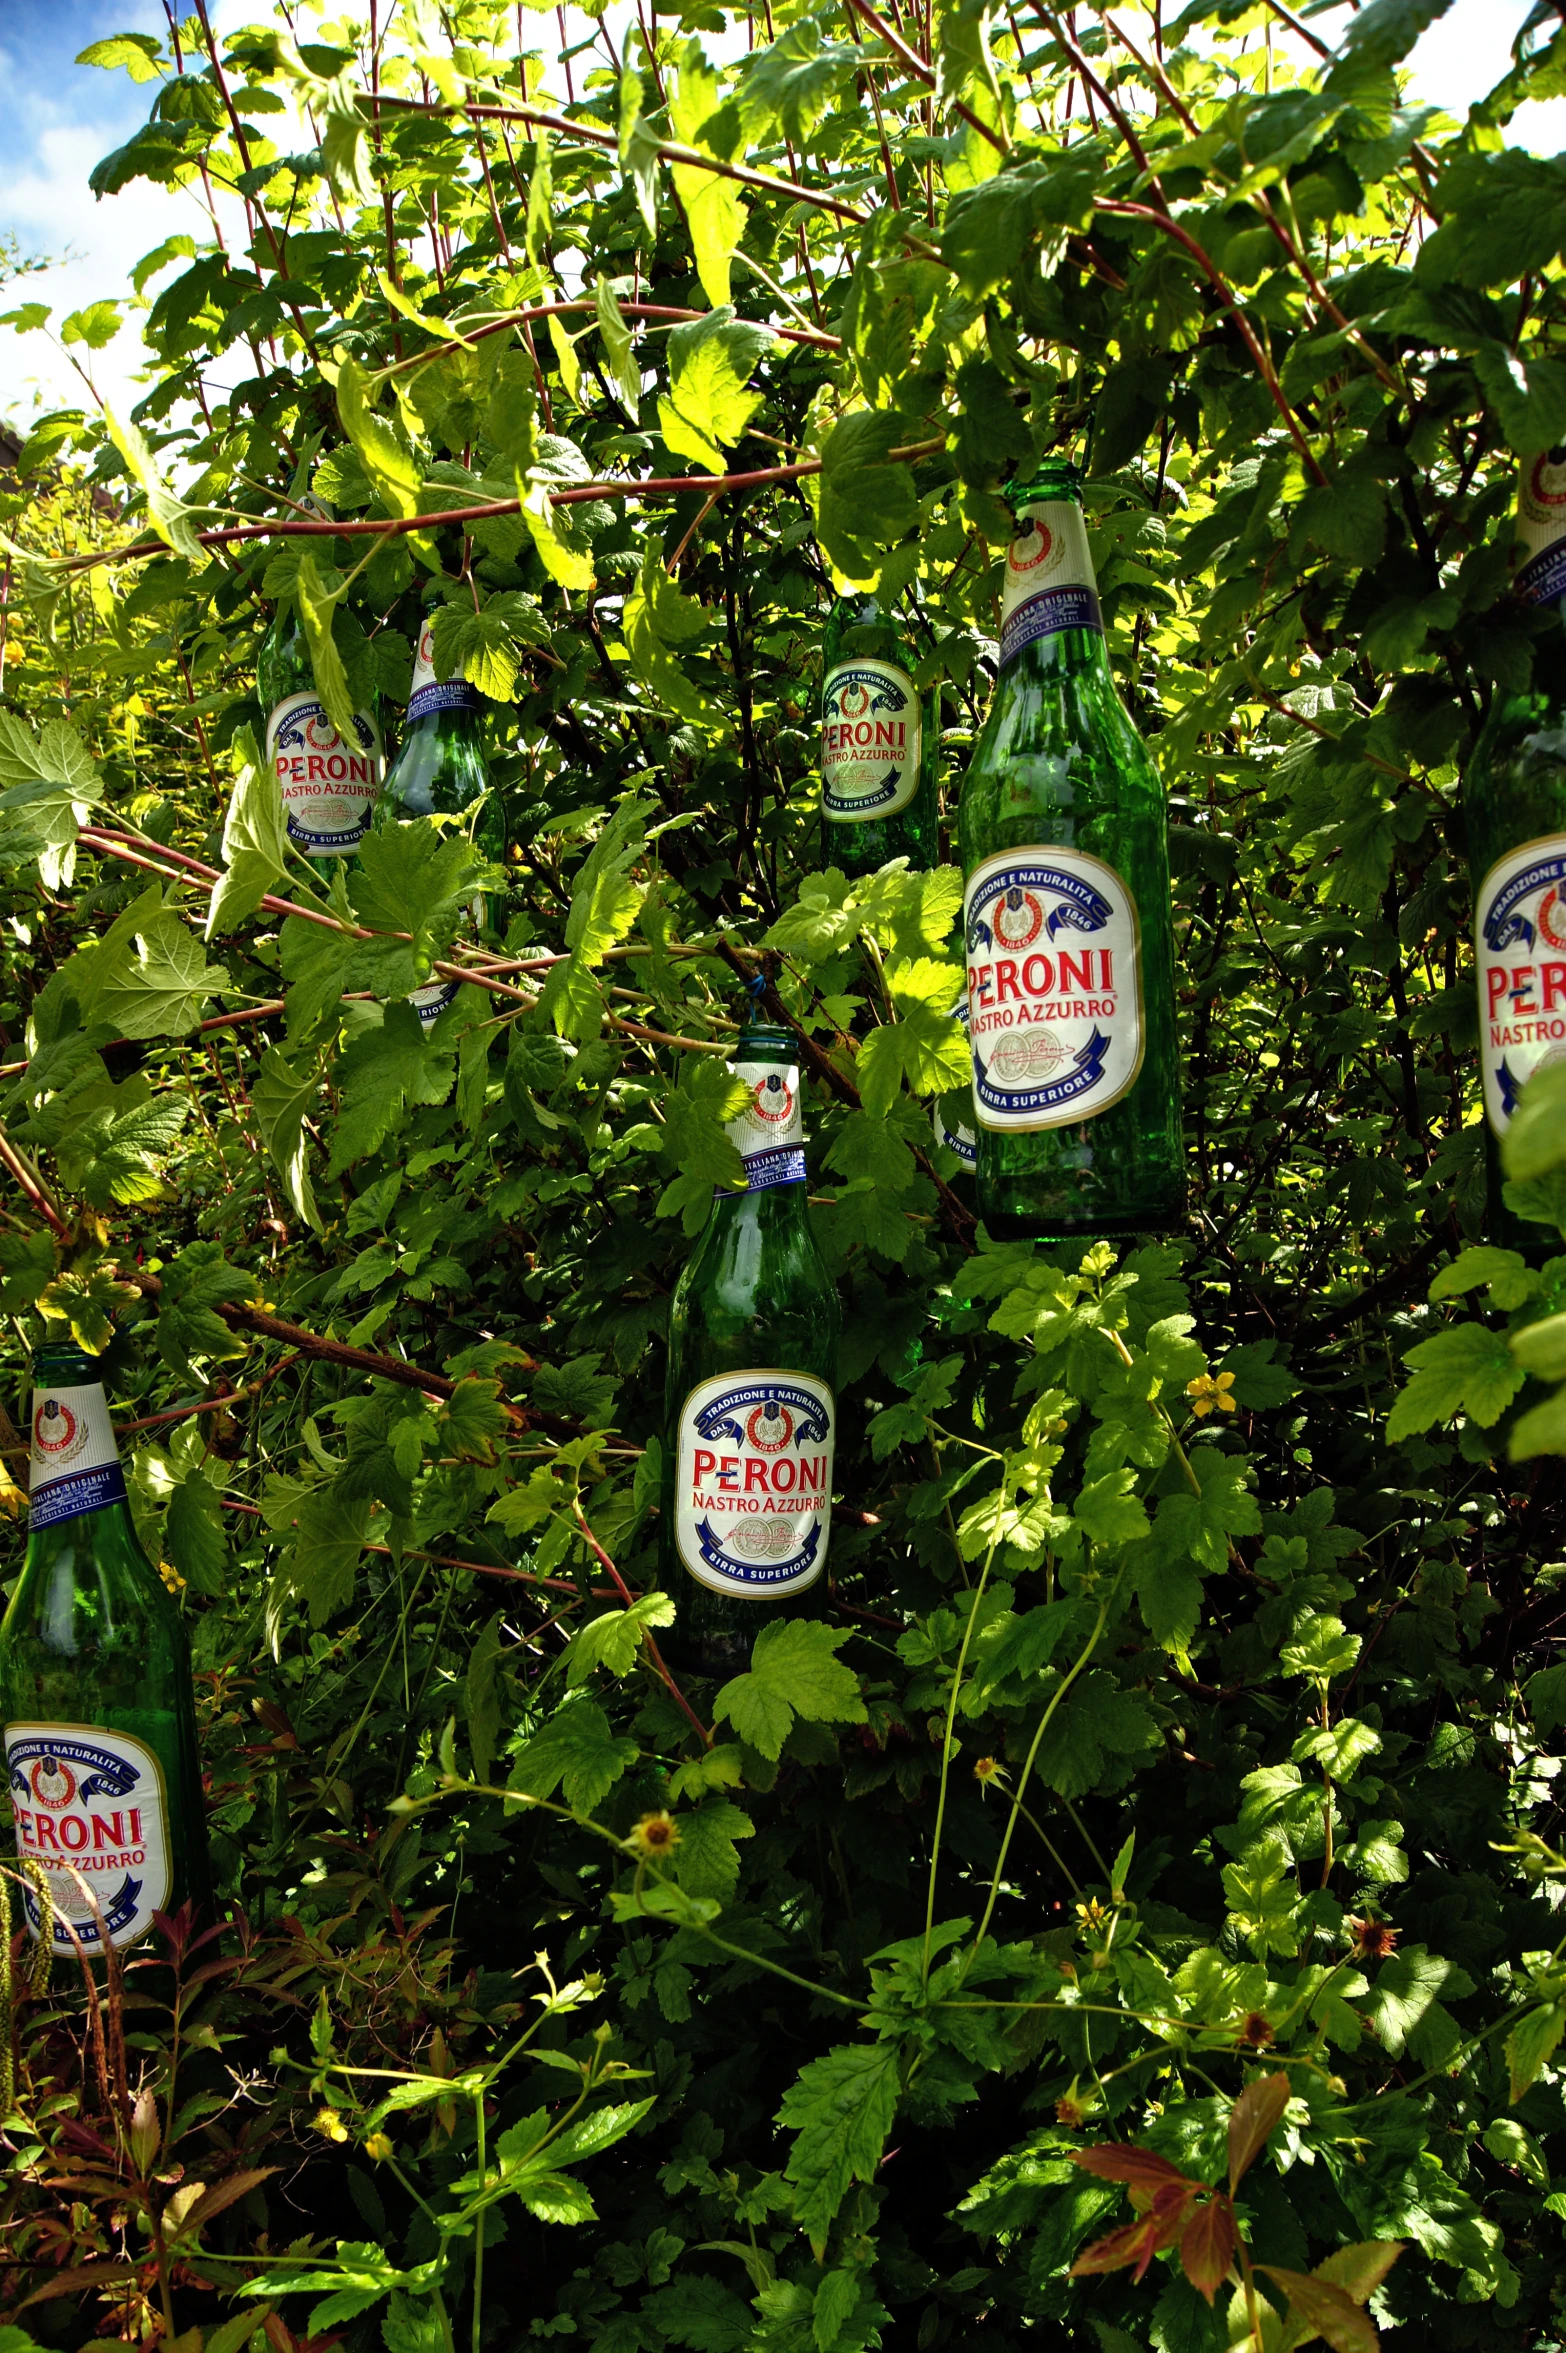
712,1620,866,1761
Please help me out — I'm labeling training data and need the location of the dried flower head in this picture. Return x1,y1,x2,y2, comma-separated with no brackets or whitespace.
1349,1915,1400,1961
1237,2011,1276,2048
628,1810,681,1860
1186,1371,1238,1418
1055,2092,1086,2128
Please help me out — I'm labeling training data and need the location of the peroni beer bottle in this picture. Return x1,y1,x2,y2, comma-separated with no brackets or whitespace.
258,602,382,865
958,458,1184,1238
1466,448,1566,1230
1,1340,211,1955
821,592,938,875
660,1021,840,1675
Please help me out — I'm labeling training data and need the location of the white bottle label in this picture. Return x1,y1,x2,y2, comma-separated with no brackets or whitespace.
29,1382,127,1531
964,846,1143,1130
674,1370,834,1597
408,617,482,721
5,1723,172,1950
933,998,978,1168
1516,452,1566,605
999,501,1103,667
822,659,921,820
724,1060,806,1192
1475,835,1566,1132
266,690,382,856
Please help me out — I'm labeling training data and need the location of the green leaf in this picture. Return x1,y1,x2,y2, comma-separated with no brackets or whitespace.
348,820,483,995
56,1090,190,1209
328,1002,456,1175
658,310,773,471
1073,1469,1151,1549
675,1799,755,1903
565,1591,677,1685
1387,1321,1525,1439
1503,1056,1566,1183
208,726,289,937
856,1002,971,1115
103,401,203,561
338,356,424,523
1364,1945,1472,2059
269,1475,372,1627
295,549,360,745
155,1241,252,1380
508,1699,638,1814
713,1621,867,1761
92,910,226,1041
1279,1614,1361,1682
777,2040,901,2253
670,44,748,308
1221,1839,1300,1959
78,31,164,79
251,1042,324,1231
1507,2005,1566,2104
1429,1246,1539,1312
816,411,918,582
165,1470,228,1597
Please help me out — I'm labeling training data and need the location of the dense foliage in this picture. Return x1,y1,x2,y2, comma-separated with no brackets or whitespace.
10,1,1566,2348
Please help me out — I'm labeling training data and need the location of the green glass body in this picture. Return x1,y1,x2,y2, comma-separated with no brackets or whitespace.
376,643,506,1023
958,460,1184,1240
821,594,940,876
659,1025,841,1677
0,1343,210,1951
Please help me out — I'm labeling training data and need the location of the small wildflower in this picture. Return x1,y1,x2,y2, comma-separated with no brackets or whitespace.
1055,2093,1086,2129
973,1755,1005,1789
312,2107,350,2144
158,1560,186,1595
1075,1897,1111,1934
627,1810,680,1860
1186,1371,1238,1418
364,2132,393,2162
1349,1915,1400,1961
1237,2011,1275,2048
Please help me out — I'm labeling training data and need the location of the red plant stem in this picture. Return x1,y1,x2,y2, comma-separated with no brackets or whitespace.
0,1131,69,1238
377,297,840,377
219,1497,616,1599
844,0,1008,152
574,1505,712,1746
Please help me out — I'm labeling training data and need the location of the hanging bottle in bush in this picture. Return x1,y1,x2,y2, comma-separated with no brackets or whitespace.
378,615,505,1026
0,1339,211,1956
958,457,1184,1238
660,1013,840,1675
820,590,938,876
1467,448,1566,1227
257,576,382,865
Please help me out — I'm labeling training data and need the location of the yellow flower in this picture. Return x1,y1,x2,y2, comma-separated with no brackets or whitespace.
364,2132,394,2162
158,1560,186,1595
972,1755,1006,1790
627,1810,681,1860
1185,1370,1238,1418
312,2107,350,2144
1075,1897,1110,1934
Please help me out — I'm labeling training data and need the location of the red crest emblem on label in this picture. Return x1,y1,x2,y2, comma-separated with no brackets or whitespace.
1541,888,1566,951
30,1756,76,1811
746,1401,793,1452
749,1073,795,1128
994,888,1044,950
1009,524,1053,576
33,1400,78,1457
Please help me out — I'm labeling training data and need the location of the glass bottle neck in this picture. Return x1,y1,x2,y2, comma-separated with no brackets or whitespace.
28,1378,129,1537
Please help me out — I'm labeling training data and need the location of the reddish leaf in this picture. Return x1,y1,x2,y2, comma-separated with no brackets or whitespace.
1074,2142,1193,2195
1258,2265,1380,2353
20,2259,142,2309
1070,2218,1165,2282
167,2165,277,2240
1180,2194,1238,2304
1228,2071,1293,2193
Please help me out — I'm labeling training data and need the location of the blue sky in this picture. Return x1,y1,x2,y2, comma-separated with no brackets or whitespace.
0,0,1560,426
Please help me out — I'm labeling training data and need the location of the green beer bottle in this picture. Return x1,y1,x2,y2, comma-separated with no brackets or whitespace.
1,1340,210,1955
660,1016,840,1675
1466,448,1566,1228
958,457,1184,1239
257,601,382,865
378,615,505,1027
821,592,939,876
